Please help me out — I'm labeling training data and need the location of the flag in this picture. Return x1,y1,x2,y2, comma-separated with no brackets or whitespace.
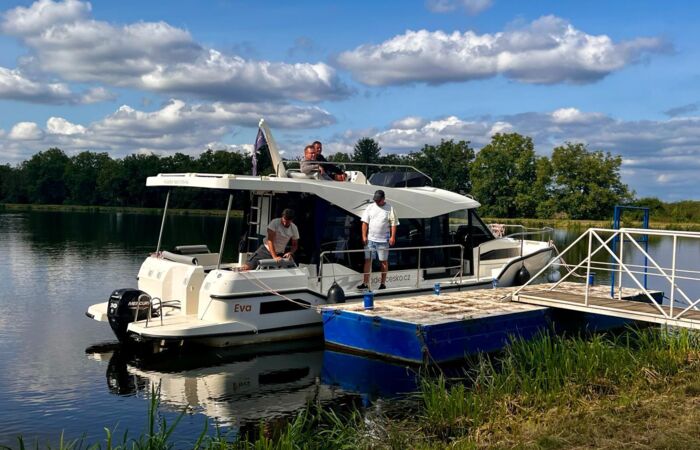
253,128,267,176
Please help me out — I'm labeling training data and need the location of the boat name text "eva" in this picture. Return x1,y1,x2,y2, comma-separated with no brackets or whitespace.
233,304,252,312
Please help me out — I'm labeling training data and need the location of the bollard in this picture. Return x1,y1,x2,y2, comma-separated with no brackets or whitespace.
433,283,441,295
363,291,374,310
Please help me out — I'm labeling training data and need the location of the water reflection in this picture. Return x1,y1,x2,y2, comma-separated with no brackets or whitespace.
87,340,363,430
83,339,436,436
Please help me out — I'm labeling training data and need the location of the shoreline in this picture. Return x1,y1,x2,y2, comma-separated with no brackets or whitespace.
2,203,697,230
0,203,243,217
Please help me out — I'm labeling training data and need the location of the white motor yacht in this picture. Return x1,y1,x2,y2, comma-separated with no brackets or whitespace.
86,119,554,348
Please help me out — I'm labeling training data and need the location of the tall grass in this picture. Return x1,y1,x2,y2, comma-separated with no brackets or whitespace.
418,327,700,441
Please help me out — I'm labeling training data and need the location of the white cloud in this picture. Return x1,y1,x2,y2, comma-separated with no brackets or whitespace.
390,116,426,129
0,0,89,36
0,66,66,103
80,87,115,104
9,122,43,140
1,0,350,102
426,0,493,15
0,99,335,161
337,15,670,86
0,65,115,104
46,117,85,135
550,107,605,124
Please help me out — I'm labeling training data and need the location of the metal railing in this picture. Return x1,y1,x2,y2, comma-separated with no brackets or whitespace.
318,243,465,291
278,160,433,184
514,227,700,322
487,223,554,257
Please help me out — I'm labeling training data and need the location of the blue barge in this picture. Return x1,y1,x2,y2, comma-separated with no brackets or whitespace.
321,282,661,364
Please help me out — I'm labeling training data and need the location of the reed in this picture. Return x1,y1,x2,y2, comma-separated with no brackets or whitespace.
416,327,700,442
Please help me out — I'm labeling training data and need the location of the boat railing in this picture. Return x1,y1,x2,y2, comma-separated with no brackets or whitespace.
278,160,433,185
488,224,554,257
318,243,465,291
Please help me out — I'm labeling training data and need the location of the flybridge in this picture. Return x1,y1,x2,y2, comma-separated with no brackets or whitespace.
145,172,480,219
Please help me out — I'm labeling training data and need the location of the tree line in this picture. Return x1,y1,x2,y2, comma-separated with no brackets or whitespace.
0,133,695,221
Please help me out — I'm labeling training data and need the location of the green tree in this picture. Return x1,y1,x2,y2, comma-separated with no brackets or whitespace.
327,152,352,163
197,149,249,175
378,153,409,166
120,154,163,207
96,158,126,206
471,133,547,218
65,152,112,205
352,138,382,164
550,142,632,219
21,148,70,204
0,164,13,202
161,152,195,173
408,140,475,193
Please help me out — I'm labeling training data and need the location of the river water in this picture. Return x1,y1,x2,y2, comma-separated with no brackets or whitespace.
0,210,698,446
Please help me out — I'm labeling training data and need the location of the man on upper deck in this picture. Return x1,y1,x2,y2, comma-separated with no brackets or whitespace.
313,141,346,181
300,144,332,180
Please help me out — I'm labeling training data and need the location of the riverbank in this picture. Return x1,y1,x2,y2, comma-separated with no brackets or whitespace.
487,217,700,232
8,328,700,449
2,203,699,231
0,203,242,217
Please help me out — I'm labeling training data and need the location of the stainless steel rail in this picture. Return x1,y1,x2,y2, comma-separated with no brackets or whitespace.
318,243,465,291
279,160,433,184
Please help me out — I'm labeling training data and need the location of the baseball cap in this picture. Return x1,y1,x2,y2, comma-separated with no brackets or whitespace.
372,190,385,201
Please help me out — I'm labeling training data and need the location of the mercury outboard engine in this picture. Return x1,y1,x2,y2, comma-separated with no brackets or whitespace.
107,288,154,342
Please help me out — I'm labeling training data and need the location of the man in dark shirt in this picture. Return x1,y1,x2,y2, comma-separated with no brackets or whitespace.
312,141,345,180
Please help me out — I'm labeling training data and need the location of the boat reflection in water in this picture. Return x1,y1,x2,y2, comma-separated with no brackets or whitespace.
87,340,363,430
85,340,431,431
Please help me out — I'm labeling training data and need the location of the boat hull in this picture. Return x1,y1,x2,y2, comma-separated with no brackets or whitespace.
89,246,555,348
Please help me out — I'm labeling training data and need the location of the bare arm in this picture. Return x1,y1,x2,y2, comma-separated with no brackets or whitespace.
389,225,397,246
284,239,298,259
266,229,281,260
361,222,368,245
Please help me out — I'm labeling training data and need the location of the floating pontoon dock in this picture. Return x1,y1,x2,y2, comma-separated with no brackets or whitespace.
321,281,659,364
323,227,700,363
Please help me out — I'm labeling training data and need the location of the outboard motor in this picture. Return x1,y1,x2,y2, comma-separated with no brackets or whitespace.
514,266,531,286
327,282,346,304
107,288,153,342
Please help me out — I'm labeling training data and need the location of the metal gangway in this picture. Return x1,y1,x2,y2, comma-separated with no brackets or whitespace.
512,228,700,329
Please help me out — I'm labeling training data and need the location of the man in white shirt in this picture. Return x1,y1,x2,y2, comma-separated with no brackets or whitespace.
244,208,299,270
357,190,399,290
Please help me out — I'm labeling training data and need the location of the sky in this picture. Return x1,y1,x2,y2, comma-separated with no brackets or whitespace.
0,0,699,200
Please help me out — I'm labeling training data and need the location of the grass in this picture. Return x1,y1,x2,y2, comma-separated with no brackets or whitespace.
5,327,700,449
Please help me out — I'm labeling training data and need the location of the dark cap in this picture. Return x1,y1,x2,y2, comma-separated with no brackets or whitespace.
372,190,385,201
